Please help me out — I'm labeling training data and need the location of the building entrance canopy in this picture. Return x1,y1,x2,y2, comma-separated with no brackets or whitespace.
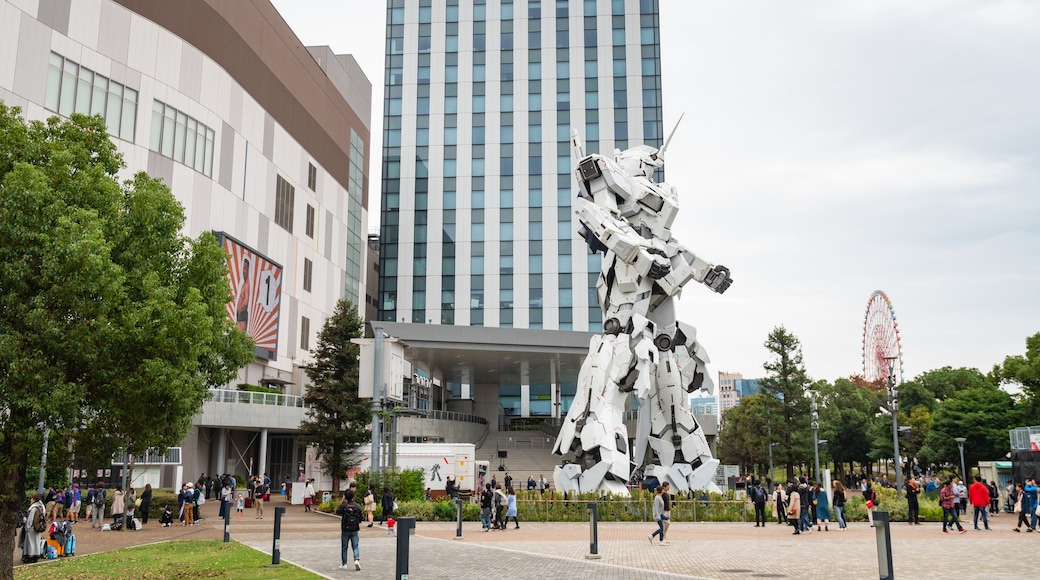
373,323,592,386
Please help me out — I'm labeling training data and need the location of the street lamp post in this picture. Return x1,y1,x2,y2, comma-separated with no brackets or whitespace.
810,391,821,483
955,437,967,483
769,442,779,481
883,356,903,498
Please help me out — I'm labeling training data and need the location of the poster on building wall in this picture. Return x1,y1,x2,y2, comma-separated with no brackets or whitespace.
215,232,282,360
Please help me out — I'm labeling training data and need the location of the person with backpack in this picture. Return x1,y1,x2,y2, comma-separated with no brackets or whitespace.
751,480,767,527
336,489,363,571
479,483,494,531
21,493,46,563
91,483,106,528
493,484,508,530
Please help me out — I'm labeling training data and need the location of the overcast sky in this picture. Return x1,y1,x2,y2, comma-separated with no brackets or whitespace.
270,0,1040,387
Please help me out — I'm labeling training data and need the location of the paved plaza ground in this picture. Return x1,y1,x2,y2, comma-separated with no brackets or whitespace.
15,503,1036,579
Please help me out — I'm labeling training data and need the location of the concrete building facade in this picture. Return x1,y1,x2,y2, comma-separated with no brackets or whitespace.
0,0,371,487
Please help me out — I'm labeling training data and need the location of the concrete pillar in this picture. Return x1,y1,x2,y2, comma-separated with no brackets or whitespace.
258,428,268,477
214,428,227,476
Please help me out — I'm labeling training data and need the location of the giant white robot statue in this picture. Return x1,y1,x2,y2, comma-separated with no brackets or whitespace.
552,127,732,496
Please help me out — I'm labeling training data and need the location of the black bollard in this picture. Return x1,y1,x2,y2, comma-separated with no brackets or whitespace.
586,502,601,559
395,517,415,580
872,510,893,580
223,500,231,543
455,498,464,538
271,506,285,565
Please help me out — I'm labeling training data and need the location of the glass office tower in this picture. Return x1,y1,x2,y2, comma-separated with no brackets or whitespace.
376,0,664,427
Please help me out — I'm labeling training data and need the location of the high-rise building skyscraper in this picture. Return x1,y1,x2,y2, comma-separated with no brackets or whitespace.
375,0,665,429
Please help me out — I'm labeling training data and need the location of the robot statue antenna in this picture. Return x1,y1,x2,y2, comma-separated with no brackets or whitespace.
553,129,732,496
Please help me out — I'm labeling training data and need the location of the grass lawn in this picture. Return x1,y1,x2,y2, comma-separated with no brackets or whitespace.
14,540,322,579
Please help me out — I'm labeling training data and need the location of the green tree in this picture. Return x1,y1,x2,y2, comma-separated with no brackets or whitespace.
300,299,370,492
993,332,1040,424
758,326,813,481
817,378,873,479
0,105,253,578
919,384,1016,475
916,367,991,402
718,393,782,475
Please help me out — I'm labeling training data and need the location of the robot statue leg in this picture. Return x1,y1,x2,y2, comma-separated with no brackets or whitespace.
553,333,636,495
642,351,722,493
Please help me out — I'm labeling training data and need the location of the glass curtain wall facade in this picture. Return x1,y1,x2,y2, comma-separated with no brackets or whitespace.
378,0,664,420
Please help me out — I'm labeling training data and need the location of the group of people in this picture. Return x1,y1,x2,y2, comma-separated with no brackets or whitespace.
754,478,846,534
478,483,519,531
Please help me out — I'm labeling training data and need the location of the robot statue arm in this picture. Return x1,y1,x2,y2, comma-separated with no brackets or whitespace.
577,199,671,279
656,242,734,296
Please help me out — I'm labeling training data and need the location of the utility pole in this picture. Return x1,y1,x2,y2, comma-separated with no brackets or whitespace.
884,356,903,499
371,328,384,475
810,391,821,483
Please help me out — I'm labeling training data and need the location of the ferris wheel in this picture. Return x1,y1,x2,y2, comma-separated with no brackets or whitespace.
862,290,903,384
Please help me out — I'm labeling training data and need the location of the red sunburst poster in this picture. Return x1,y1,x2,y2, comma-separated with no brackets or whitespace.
216,232,282,360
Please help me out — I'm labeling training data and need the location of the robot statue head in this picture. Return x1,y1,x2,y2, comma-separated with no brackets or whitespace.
611,143,679,237
614,144,664,180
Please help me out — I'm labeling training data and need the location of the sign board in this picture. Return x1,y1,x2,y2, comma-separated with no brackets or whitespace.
1030,433,1040,452
353,443,477,491
215,232,282,360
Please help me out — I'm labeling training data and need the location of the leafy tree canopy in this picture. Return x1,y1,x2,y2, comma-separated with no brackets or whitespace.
914,366,993,402
816,378,874,476
993,332,1040,424
301,299,370,492
919,385,1016,472
0,105,253,576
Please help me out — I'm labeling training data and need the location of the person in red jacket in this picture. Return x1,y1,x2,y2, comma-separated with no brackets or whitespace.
968,475,992,531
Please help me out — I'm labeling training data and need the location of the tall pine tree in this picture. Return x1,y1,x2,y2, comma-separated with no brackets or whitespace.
301,299,370,491
758,326,813,481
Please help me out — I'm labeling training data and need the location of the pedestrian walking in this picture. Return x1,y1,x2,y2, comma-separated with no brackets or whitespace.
1013,479,1038,532
648,484,669,545
969,475,991,531
505,487,520,529
336,489,363,571
303,478,315,512
863,482,878,526
788,480,802,534
940,479,966,534
479,483,494,531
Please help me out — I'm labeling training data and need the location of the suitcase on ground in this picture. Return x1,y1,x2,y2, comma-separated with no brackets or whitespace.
245,497,253,508
64,534,76,556
45,537,64,557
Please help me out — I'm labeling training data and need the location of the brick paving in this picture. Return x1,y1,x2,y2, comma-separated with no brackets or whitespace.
16,503,1036,579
